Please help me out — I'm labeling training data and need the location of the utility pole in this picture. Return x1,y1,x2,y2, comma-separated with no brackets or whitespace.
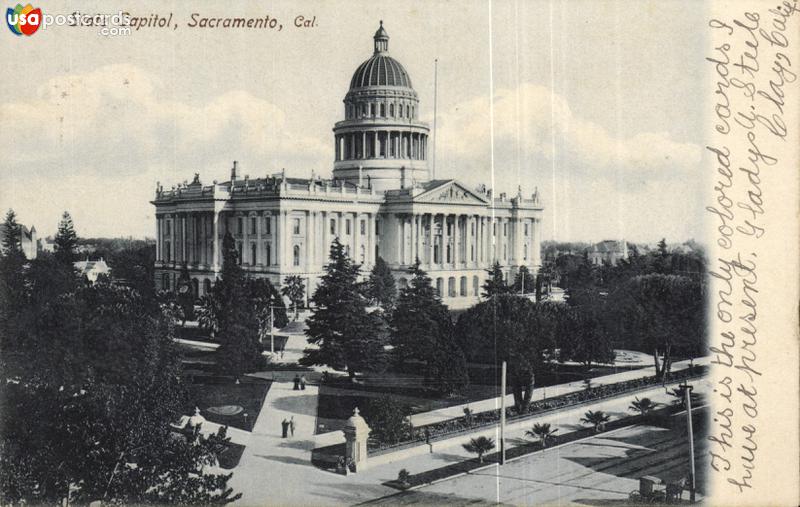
500,360,507,465
684,384,696,502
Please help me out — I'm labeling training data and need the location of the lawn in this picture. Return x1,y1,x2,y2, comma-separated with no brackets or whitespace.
314,362,644,434
186,375,272,431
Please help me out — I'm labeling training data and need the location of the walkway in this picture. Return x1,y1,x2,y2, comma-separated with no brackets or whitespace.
225,354,710,506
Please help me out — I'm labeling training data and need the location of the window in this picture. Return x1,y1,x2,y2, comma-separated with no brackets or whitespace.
524,244,528,260
265,243,271,266
293,245,300,266
250,217,257,235
265,217,271,235
330,218,336,235
446,244,451,263
524,223,529,236
165,220,171,235
471,245,475,262
293,218,301,235
375,220,380,235
472,276,479,296
237,242,243,264
361,104,366,116
390,104,394,117
370,103,375,116
360,220,366,235
346,219,351,235
448,277,456,298
237,217,243,235
380,103,385,117
493,224,497,236
435,278,443,297
360,245,365,263
503,245,507,260
251,243,257,265
460,276,467,297
345,245,351,257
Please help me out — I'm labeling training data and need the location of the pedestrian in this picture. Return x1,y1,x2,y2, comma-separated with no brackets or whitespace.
293,374,300,390
281,418,289,438
300,375,306,390
289,416,296,437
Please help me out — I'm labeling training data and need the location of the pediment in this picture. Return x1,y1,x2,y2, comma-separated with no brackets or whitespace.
414,180,488,205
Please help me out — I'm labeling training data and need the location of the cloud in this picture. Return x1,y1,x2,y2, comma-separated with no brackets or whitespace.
434,82,701,177
0,64,330,237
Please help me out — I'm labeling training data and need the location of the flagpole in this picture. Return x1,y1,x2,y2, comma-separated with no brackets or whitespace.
433,58,438,180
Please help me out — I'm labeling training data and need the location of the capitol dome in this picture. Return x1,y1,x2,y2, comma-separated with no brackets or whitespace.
333,21,430,192
349,21,413,90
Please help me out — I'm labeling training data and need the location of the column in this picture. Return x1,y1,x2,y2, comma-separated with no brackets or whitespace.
278,210,287,269
212,212,220,271
441,214,449,267
256,213,263,266
428,214,435,268
155,216,162,262
321,211,329,266
410,214,418,264
362,132,367,159
368,213,376,265
394,215,402,265
453,215,461,266
305,210,313,271
241,213,249,266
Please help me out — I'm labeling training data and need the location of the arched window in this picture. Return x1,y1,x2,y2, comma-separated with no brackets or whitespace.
435,277,443,297
293,245,300,266
203,278,212,296
472,276,479,296
265,243,272,266
390,103,394,117
460,276,467,296
448,277,456,298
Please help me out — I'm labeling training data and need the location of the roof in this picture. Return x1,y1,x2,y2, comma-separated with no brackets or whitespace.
350,54,413,89
592,240,626,254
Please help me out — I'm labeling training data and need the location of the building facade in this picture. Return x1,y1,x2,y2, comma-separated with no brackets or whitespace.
152,23,543,309
587,240,629,266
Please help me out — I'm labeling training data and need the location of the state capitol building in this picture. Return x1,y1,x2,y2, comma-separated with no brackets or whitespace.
152,22,543,309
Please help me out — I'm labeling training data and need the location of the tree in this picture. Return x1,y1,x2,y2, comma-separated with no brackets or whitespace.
301,239,388,379
580,410,610,432
462,436,495,463
0,277,240,504
614,274,704,380
213,232,265,380
176,262,195,324
629,397,659,416
281,275,306,320
481,261,510,298
390,261,468,395
526,423,558,448
1,209,22,256
456,296,555,413
54,211,79,265
511,265,536,295
362,396,412,445
556,303,615,370
367,256,397,314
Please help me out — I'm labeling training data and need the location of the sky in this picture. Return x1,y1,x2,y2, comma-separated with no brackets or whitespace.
0,0,708,243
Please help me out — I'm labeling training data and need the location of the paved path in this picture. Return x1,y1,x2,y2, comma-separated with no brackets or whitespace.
225,359,710,506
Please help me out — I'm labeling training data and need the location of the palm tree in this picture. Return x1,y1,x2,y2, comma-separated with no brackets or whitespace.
462,436,495,463
629,397,659,416
581,410,610,432
525,423,558,448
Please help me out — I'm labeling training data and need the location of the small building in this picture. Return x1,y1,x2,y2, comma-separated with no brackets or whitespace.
587,240,628,266
74,258,111,283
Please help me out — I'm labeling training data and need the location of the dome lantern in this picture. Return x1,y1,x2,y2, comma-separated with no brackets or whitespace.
374,20,389,54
